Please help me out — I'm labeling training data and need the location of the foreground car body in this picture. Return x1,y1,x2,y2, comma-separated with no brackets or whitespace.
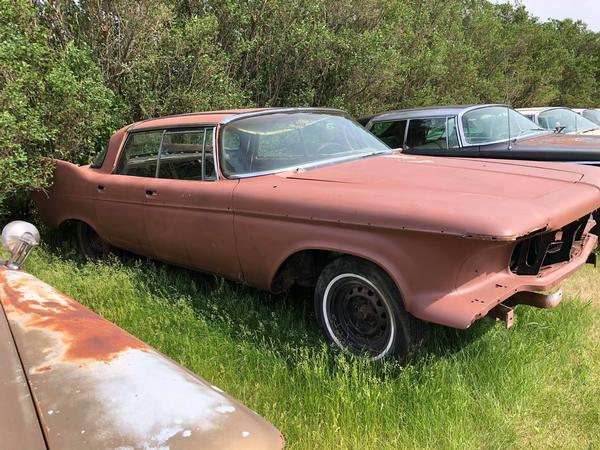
517,107,600,136
360,104,600,163
34,108,600,359
0,266,284,449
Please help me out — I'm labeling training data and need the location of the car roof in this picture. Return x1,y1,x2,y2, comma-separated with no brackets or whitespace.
516,106,573,115
572,108,600,113
360,104,507,124
128,107,347,131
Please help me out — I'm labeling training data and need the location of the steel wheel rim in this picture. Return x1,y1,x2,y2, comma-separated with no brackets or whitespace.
322,273,395,359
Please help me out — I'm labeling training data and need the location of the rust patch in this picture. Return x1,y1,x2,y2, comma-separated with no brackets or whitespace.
0,269,147,363
518,134,600,148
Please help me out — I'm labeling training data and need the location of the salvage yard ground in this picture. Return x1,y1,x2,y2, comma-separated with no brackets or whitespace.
20,244,600,449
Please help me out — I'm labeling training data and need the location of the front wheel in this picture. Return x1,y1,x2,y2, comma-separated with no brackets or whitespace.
314,256,428,360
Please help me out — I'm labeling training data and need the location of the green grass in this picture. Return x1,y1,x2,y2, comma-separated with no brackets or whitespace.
17,244,600,449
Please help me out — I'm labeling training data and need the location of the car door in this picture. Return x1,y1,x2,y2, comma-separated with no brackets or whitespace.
143,127,242,280
93,130,162,256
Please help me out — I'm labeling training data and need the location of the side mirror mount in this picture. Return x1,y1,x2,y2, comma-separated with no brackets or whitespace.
1,221,40,270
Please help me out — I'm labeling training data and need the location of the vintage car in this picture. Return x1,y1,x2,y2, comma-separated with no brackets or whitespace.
0,221,284,449
572,108,600,126
517,107,600,135
34,108,600,360
359,104,600,162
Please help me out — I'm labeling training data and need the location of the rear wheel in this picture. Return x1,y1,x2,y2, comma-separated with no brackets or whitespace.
76,222,111,260
314,256,428,360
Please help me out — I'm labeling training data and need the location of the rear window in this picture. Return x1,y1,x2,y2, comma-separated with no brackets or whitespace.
115,131,162,177
90,147,108,168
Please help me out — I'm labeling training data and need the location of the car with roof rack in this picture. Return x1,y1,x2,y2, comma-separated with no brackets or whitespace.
33,107,600,360
517,107,600,135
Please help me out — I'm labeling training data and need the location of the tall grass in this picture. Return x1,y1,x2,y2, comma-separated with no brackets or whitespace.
21,246,600,449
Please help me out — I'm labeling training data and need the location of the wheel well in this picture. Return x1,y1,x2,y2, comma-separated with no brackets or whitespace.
271,249,402,295
57,219,100,241
271,250,339,293
271,250,408,305
58,218,83,233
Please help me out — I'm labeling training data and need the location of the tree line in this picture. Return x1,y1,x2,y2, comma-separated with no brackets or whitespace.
1,0,599,217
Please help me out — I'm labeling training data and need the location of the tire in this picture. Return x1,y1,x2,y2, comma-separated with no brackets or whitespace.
314,256,428,360
76,222,111,260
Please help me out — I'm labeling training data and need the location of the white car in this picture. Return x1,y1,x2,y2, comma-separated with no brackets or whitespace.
517,107,600,136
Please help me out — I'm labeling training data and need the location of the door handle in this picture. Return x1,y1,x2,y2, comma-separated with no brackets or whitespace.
145,189,157,196
97,185,105,191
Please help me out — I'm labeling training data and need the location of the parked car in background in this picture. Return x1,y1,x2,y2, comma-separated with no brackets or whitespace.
0,221,284,450
517,107,600,135
360,104,600,163
34,108,600,360
572,108,600,126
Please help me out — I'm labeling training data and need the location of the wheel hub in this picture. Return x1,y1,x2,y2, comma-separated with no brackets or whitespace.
327,277,393,356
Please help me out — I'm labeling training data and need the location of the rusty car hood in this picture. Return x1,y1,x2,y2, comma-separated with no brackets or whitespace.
251,154,600,240
515,132,600,150
0,268,284,450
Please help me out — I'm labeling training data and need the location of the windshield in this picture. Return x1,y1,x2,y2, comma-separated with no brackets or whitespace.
582,109,600,126
538,108,598,133
220,112,389,177
461,106,546,144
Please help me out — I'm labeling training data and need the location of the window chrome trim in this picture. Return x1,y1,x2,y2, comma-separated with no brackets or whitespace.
219,107,347,125
207,126,218,181
226,151,393,179
115,127,219,181
154,130,167,178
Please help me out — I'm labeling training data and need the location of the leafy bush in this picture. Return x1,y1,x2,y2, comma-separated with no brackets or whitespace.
0,0,117,217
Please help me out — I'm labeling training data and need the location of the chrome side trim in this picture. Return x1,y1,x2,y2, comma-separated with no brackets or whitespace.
226,151,392,179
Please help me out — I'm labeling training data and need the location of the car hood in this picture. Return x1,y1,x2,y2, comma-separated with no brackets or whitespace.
515,132,600,152
236,154,600,240
0,268,284,450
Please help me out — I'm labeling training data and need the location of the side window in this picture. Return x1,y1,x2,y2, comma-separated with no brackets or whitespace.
406,118,447,150
157,128,216,181
370,120,406,149
447,117,459,147
116,131,162,177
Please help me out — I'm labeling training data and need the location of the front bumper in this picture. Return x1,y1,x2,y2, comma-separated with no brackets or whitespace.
415,232,597,328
